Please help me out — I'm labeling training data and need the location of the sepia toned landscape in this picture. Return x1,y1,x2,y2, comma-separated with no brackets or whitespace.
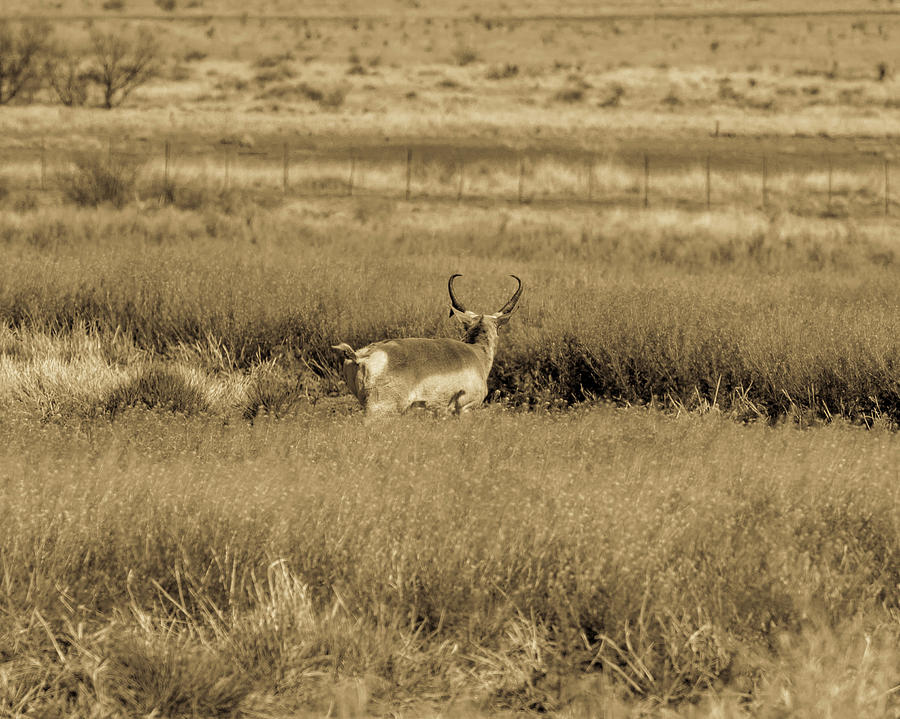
2,1,900,716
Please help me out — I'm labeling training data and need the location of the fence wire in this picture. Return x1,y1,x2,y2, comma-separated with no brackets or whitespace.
2,141,895,217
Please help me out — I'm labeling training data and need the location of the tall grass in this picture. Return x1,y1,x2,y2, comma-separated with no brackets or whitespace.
1,407,899,714
1,201,899,422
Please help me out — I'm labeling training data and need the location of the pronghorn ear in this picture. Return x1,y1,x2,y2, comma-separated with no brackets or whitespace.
486,311,514,327
449,305,477,325
331,343,357,360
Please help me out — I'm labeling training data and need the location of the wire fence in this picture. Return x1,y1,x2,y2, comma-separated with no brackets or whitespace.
3,139,896,217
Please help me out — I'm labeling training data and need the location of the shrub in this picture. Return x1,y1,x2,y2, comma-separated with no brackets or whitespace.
661,90,682,106
87,28,159,108
142,175,197,209
254,64,295,84
254,52,295,69
44,48,91,106
452,44,478,66
103,365,208,416
14,193,39,212
296,82,347,108
0,20,51,104
599,83,625,107
486,63,519,80
554,87,584,103
101,632,251,716
59,153,141,208
140,176,251,212
241,362,303,420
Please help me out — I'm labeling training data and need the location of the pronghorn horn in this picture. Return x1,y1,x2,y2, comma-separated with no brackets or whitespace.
497,275,523,315
448,273,467,314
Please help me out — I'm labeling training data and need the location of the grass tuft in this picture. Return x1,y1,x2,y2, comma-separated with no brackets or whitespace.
241,361,303,420
101,630,252,717
103,364,209,416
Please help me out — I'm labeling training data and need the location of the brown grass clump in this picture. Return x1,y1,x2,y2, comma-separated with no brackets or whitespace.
103,364,209,416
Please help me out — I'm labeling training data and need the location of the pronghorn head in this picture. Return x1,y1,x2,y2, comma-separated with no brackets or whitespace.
448,273,523,344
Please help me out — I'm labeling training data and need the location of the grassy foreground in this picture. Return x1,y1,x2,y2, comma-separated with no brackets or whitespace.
2,405,899,716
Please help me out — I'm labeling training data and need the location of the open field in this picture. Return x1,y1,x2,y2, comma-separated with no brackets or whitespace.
3,406,900,717
2,1,900,716
3,192,900,714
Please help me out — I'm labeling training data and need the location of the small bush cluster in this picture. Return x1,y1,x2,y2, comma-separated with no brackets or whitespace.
257,81,347,108
452,44,479,66
486,62,519,80
58,153,140,207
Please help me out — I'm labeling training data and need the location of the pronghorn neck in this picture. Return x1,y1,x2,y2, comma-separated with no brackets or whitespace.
463,318,500,372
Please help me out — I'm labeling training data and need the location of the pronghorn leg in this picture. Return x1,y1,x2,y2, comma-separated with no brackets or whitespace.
448,390,472,416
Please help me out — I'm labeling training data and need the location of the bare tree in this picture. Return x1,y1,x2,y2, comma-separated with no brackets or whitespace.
45,47,91,106
87,28,158,108
0,20,51,105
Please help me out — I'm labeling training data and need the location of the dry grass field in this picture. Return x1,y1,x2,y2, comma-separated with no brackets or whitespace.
2,1,900,717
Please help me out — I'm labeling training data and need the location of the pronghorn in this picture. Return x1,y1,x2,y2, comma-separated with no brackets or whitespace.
332,274,523,416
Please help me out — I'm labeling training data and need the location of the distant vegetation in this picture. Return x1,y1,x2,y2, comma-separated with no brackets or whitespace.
0,20,50,104
0,20,158,108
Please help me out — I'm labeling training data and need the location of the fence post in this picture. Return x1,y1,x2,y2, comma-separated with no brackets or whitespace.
761,155,768,211
348,152,355,196
705,153,711,210
517,156,524,204
643,153,649,208
282,141,289,194
40,139,46,192
164,140,170,186
827,158,833,213
587,157,594,202
224,146,230,191
885,157,891,217
405,147,412,200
